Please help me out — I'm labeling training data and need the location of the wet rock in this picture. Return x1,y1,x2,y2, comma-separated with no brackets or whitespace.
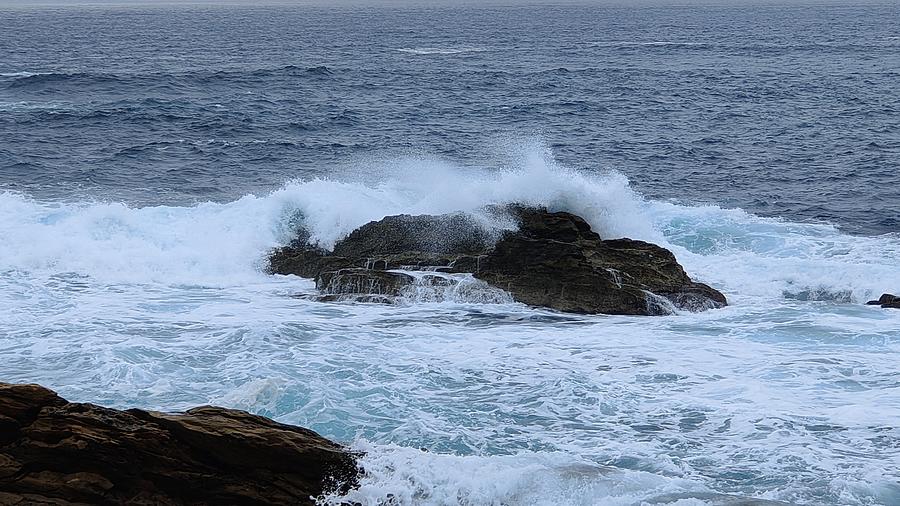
331,212,499,257
267,246,353,279
866,293,900,308
0,383,358,506
267,246,478,280
474,213,727,315
504,204,601,243
268,205,727,316
318,268,415,297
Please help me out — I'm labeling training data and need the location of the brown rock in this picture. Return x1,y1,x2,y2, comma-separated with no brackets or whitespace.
266,246,354,280
317,268,415,297
331,212,499,257
267,205,727,316
472,208,726,315
0,383,358,506
867,293,900,309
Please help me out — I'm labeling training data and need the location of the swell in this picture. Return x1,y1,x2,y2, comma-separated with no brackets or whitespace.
5,71,125,89
3,66,337,91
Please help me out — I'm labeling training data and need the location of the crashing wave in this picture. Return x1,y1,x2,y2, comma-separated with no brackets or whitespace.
0,143,898,302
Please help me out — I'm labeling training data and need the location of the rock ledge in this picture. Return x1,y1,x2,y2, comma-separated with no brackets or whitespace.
0,383,358,506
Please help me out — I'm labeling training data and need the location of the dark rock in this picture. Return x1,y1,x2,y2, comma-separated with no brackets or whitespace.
867,293,900,308
267,210,511,282
268,205,727,316
879,293,897,305
474,215,726,315
318,268,415,297
354,251,473,272
267,246,354,280
504,205,601,243
267,247,478,281
0,383,358,506
332,212,499,257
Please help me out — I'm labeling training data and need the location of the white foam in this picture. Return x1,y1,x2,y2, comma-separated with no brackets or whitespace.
591,41,708,48
321,442,712,506
397,271,515,304
0,191,287,285
396,47,489,55
0,71,39,77
276,145,660,250
2,142,898,304
2,143,655,286
646,200,900,303
0,100,71,112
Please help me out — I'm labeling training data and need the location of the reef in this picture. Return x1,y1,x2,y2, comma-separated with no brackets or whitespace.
0,383,358,506
269,205,727,316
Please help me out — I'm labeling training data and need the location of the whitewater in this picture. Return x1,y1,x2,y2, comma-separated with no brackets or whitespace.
2,150,898,505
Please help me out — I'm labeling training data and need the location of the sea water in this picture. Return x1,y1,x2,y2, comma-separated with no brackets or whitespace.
1,3,899,505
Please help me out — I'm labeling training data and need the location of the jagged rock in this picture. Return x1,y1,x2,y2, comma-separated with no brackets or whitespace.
268,205,727,316
318,268,415,297
473,211,726,315
306,270,512,305
267,247,479,280
332,212,499,257
866,293,900,309
267,245,354,280
0,383,358,506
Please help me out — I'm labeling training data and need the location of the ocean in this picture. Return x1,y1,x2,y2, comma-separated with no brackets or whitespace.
1,2,899,505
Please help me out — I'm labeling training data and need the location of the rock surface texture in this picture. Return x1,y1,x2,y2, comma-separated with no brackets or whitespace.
269,205,727,316
866,293,900,309
0,383,358,506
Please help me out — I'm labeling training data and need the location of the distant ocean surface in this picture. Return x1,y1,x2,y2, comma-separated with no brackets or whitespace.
1,3,899,505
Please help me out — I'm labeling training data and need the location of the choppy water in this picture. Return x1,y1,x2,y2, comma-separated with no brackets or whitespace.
1,3,899,505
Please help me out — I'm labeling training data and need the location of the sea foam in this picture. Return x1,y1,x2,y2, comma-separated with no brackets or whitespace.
2,145,898,303
2,149,899,506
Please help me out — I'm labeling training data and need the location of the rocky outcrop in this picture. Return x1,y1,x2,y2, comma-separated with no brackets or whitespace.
268,205,727,316
475,208,726,315
866,293,900,309
0,383,358,506
268,212,496,280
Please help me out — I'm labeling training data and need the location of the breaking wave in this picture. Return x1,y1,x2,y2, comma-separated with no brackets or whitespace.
1,144,898,303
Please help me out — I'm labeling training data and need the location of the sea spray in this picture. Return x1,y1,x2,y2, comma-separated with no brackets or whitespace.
3,148,900,301
1,147,898,305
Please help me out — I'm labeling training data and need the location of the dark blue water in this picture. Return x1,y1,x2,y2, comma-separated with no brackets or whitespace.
1,3,898,234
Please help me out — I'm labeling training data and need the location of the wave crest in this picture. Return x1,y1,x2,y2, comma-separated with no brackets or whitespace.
2,142,899,302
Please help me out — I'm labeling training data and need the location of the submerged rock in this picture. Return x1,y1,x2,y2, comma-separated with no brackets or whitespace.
0,383,358,506
866,293,900,309
268,205,727,316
